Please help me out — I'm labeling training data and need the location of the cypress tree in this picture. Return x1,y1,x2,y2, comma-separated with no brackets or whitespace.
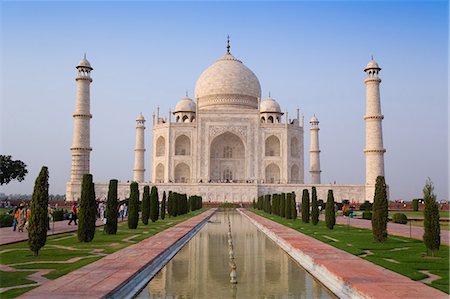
291,192,297,220
182,194,188,214
371,176,388,242
285,193,292,219
280,193,286,217
266,194,272,214
141,186,150,225
311,187,319,225
423,178,440,256
127,182,139,229
161,191,166,220
150,186,158,222
325,189,336,229
104,179,118,234
301,189,310,223
173,192,179,216
28,166,49,256
78,174,97,241
167,191,173,217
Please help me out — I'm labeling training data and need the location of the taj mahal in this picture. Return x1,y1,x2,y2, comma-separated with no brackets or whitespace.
66,39,386,203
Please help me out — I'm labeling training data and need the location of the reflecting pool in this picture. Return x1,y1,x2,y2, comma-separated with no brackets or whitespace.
135,211,334,299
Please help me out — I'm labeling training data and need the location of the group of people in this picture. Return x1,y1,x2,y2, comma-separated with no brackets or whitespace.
12,203,30,232
67,201,128,226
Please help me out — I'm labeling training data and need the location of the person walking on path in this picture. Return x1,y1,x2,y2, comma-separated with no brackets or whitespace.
12,206,19,231
17,205,26,232
68,203,78,225
47,204,53,230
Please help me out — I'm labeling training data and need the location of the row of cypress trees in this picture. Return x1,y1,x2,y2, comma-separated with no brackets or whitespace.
299,187,335,229
255,192,297,220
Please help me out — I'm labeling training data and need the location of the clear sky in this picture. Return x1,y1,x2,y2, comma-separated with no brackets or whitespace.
1,1,448,201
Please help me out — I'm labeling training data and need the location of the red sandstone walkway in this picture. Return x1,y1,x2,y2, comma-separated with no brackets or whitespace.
241,209,447,299
0,218,122,246
18,209,216,299
320,215,450,245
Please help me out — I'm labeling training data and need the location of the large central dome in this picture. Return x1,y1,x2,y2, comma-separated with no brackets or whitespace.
195,51,261,110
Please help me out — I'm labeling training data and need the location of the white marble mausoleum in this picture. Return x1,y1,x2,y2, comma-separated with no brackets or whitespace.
66,41,386,203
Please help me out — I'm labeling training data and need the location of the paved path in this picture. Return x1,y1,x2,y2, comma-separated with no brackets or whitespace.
0,218,126,246
321,215,450,245
18,209,216,299
241,209,447,299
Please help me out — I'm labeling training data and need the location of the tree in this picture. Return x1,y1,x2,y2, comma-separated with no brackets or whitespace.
423,178,440,256
371,176,388,243
161,191,166,220
301,189,310,223
150,186,159,222
280,193,286,217
128,182,139,229
291,192,297,220
167,191,173,217
325,190,336,229
104,179,118,234
28,166,49,256
141,186,150,225
285,193,292,219
78,174,97,242
0,155,28,185
311,187,319,225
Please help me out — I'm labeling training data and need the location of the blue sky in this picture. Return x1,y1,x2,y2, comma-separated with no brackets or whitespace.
1,1,448,200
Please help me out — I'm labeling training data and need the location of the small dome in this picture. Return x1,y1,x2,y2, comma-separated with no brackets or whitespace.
136,113,145,121
174,96,196,113
364,59,380,71
310,115,319,123
77,56,93,69
260,96,281,113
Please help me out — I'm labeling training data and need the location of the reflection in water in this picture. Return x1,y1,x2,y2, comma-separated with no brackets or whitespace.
135,211,334,299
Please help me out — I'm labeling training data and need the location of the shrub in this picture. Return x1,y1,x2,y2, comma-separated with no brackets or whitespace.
362,211,373,220
372,176,388,243
336,202,343,211
280,193,286,217
301,189,310,223
342,199,350,205
423,178,440,256
219,202,238,209
52,209,65,221
285,193,292,219
392,213,408,224
0,214,13,227
412,199,419,211
359,201,373,211
128,182,139,229
311,187,319,225
78,174,97,242
325,190,335,229
105,179,118,234
141,186,150,225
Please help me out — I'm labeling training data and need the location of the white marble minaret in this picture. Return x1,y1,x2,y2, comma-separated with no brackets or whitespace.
309,115,321,184
70,55,93,183
133,113,146,182
364,57,386,200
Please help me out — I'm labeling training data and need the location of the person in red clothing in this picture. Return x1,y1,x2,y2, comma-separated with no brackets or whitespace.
68,202,78,225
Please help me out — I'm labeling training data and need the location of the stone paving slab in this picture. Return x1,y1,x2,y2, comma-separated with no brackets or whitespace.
323,215,450,245
240,209,448,299
18,209,216,299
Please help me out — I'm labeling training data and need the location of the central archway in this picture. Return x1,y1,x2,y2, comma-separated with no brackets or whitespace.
210,132,245,182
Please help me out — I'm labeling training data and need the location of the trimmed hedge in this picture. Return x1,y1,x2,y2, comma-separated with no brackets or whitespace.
362,211,373,220
0,214,13,227
392,213,408,224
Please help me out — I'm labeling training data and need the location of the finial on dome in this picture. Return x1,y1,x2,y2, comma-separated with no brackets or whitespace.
226,35,231,54
371,54,373,60
268,91,271,98
185,90,188,97
84,53,87,59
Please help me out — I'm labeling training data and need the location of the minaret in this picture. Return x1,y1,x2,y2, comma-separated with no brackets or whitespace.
70,55,93,183
309,115,321,184
133,113,146,182
364,57,386,200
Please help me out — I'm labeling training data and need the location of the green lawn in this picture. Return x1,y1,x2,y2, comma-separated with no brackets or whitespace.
0,209,206,298
388,211,449,218
251,209,449,294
